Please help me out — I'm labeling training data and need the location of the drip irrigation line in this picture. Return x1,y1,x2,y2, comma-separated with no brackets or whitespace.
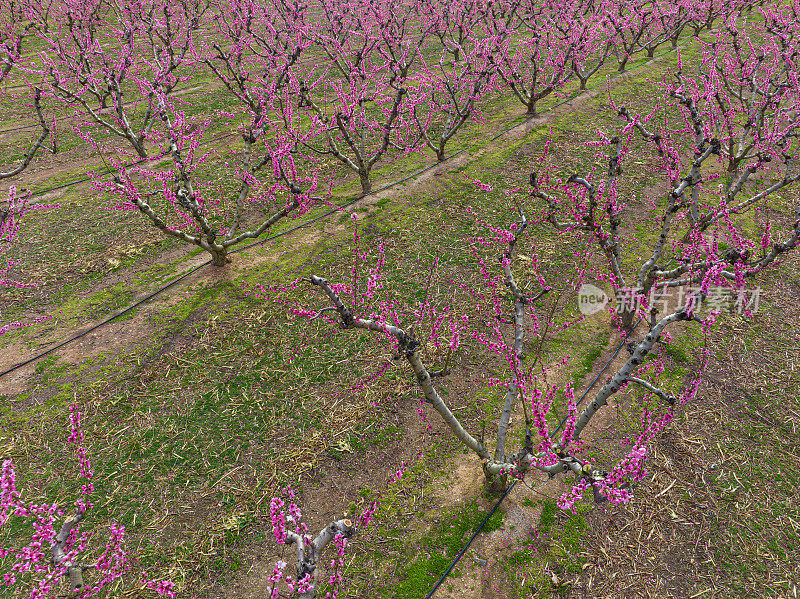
0,258,211,379
427,293,683,598
550,315,645,437
1,71,234,133
424,480,516,599
22,130,239,200
1,47,677,379
0,31,432,134
0,144,482,379
423,264,692,598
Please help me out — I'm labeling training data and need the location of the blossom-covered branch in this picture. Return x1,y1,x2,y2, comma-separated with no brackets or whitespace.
0,405,175,598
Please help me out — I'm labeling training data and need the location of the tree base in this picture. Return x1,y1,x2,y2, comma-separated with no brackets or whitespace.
485,471,508,495
211,254,232,267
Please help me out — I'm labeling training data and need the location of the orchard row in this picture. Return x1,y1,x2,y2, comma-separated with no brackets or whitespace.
2,0,799,266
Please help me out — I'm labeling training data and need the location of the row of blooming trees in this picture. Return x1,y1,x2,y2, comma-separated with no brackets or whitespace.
1,0,769,267
3,0,800,596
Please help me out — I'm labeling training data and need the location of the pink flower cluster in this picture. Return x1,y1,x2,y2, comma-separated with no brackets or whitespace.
0,405,175,598
267,464,407,597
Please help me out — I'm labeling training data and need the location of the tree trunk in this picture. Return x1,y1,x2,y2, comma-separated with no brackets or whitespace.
484,468,508,495
209,246,230,266
620,304,638,334
359,171,372,195
132,140,148,159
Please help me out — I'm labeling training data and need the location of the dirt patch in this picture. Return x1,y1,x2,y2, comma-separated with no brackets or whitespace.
0,251,212,398
435,456,486,509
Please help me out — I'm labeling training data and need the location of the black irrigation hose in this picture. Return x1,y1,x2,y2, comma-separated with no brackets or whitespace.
413,46,691,599
0,47,677,379
424,481,516,599
0,32,430,133
13,39,679,201
551,315,645,437
0,259,211,379
0,144,482,379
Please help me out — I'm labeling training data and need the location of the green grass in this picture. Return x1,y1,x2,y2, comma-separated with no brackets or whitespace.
386,499,506,599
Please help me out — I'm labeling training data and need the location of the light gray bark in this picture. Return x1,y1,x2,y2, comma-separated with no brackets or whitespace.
284,518,355,599
0,89,54,180
50,509,89,591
